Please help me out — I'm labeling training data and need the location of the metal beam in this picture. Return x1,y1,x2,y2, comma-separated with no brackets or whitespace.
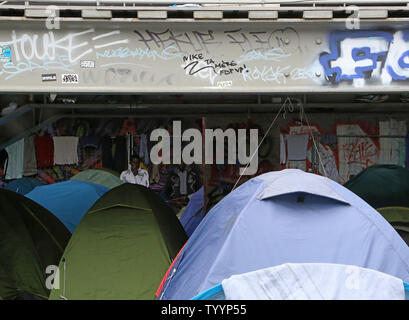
16,1,409,6
2,19,409,94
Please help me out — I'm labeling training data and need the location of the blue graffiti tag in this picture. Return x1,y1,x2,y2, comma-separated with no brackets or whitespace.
0,54,76,80
319,31,393,83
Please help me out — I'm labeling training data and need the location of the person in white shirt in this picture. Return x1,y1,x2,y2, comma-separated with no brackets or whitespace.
120,155,150,187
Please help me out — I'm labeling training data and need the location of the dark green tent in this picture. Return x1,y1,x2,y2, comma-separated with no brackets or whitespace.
377,207,409,246
0,189,71,300
344,165,409,209
49,183,187,300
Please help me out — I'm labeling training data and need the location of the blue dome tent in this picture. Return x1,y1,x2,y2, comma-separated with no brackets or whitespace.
26,180,109,233
157,169,409,300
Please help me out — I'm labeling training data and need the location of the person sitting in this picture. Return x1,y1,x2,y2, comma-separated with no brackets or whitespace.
120,155,149,187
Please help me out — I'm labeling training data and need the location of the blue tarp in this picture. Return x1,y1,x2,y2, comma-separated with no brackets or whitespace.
26,180,109,233
158,169,409,300
5,177,44,195
179,187,205,237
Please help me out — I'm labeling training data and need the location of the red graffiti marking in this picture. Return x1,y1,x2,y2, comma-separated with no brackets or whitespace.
341,138,378,167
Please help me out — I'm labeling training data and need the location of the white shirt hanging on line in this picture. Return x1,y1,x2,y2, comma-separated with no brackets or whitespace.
53,136,79,165
120,167,150,187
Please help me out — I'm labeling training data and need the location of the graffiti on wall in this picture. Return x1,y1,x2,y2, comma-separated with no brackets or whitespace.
3,26,409,90
0,26,316,89
281,119,407,184
319,30,409,86
337,124,379,183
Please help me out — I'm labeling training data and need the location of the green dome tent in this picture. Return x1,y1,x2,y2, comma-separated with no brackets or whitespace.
0,189,71,300
96,167,121,177
49,183,187,300
70,168,124,189
377,207,409,246
344,165,409,209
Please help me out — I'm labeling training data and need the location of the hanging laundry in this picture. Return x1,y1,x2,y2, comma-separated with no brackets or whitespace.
178,169,188,195
5,139,24,180
113,136,128,173
286,134,309,161
23,135,37,176
78,136,100,164
53,136,79,165
101,136,128,173
0,149,8,174
139,134,150,166
79,136,100,149
280,134,286,164
101,137,114,170
35,136,54,168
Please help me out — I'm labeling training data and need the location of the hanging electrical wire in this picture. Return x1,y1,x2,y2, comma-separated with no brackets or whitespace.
231,98,289,191
299,103,328,178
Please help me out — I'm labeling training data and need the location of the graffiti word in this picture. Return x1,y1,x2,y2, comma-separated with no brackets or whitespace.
134,29,222,53
96,45,182,61
342,139,378,167
0,55,75,80
0,29,129,64
224,27,302,53
237,48,291,64
320,30,409,85
337,124,379,183
182,54,246,85
150,121,259,175
82,68,175,86
183,54,245,75
290,67,314,81
242,65,290,84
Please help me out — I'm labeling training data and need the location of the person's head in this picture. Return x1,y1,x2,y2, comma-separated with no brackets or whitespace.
130,155,141,171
